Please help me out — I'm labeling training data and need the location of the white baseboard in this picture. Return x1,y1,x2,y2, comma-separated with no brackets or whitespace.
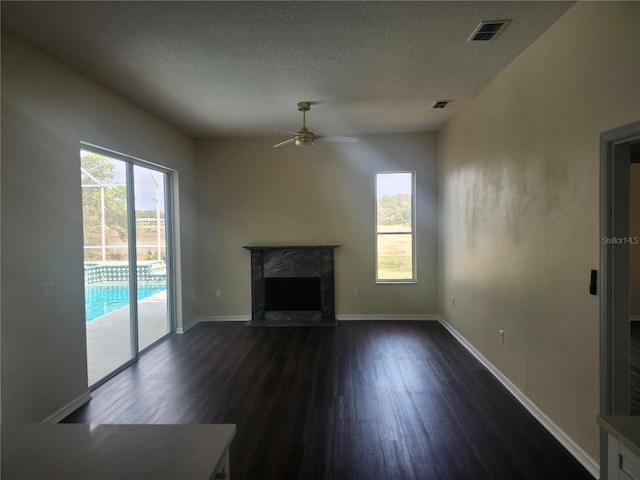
176,317,200,334
631,315,640,322
337,314,439,321
198,315,251,323
437,316,599,479
41,391,92,424
189,314,438,326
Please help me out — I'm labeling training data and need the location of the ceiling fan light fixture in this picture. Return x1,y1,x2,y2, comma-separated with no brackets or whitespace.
296,138,313,147
295,135,314,147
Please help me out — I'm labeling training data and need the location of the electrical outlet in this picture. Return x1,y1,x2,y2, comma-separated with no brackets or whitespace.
451,296,456,306
43,281,53,298
353,288,360,297
215,289,221,298
499,330,505,344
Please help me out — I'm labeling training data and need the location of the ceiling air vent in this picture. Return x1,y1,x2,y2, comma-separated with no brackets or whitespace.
432,100,453,109
468,20,510,41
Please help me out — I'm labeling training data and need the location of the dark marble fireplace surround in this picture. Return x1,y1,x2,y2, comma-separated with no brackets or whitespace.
243,245,338,326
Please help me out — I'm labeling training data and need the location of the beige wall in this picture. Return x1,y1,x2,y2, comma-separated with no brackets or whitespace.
631,163,640,317
1,31,197,422
438,1,639,465
195,133,438,319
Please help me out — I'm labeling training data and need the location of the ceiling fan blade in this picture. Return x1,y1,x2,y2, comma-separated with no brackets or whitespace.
316,135,359,143
273,138,295,148
273,127,298,135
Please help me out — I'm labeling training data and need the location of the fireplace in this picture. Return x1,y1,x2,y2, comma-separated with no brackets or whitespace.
243,245,338,326
264,278,321,311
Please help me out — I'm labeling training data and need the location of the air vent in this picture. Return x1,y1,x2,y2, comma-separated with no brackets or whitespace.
468,20,510,41
432,100,453,109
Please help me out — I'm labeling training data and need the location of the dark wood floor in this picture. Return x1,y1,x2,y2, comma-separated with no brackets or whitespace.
632,322,640,415
63,321,593,480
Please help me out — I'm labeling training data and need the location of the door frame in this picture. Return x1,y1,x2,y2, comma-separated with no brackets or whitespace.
599,120,640,478
80,142,176,388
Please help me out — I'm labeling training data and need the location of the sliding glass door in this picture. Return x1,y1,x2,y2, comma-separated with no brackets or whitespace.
81,148,173,387
134,165,172,351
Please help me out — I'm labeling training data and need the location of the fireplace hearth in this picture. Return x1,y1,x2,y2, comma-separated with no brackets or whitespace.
243,245,338,326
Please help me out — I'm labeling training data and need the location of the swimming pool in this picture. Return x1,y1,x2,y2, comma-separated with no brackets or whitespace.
84,283,167,322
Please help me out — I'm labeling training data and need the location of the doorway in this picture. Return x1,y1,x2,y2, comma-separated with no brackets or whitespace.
629,146,640,414
80,147,174,387
599,120,640,477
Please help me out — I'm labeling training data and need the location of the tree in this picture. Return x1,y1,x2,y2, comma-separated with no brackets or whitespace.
81,154,128,251
377,193,411,227
135,209,165,219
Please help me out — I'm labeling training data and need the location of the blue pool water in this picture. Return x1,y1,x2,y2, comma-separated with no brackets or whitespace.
84,283,166,322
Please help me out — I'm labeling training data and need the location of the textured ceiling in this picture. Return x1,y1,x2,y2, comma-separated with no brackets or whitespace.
1,1,574,138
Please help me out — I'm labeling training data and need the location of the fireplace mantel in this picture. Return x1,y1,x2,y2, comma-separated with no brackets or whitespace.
243,245,338,326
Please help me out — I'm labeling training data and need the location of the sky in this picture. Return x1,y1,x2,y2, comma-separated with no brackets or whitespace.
376,172,412,198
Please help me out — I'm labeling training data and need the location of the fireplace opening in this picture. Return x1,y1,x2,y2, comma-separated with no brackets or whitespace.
264,277,322,311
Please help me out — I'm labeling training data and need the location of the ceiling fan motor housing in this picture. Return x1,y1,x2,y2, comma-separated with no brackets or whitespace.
295,132,314,147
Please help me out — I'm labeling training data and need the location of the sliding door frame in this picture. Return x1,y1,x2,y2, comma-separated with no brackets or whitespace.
81,142,176,387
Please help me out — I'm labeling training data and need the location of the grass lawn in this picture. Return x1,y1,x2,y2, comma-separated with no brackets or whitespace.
377,232,413,280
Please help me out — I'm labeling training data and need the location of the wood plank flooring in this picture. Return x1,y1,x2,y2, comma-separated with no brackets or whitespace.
63,321,593,480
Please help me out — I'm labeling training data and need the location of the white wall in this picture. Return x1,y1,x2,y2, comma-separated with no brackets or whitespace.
1,31,198,422
438,1,639,465
195,133,438,320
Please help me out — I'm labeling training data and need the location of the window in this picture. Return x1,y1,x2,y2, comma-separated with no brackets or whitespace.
376,172,415,282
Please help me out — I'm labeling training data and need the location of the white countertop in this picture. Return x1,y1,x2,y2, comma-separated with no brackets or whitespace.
1,423,236,480
597,415,640,457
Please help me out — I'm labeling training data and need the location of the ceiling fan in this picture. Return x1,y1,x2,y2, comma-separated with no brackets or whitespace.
273,102,359,148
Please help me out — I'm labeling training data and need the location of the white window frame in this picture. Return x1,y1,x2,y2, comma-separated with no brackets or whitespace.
375,171,417,284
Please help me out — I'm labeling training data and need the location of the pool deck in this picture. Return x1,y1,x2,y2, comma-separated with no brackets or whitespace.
86,291,170,385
